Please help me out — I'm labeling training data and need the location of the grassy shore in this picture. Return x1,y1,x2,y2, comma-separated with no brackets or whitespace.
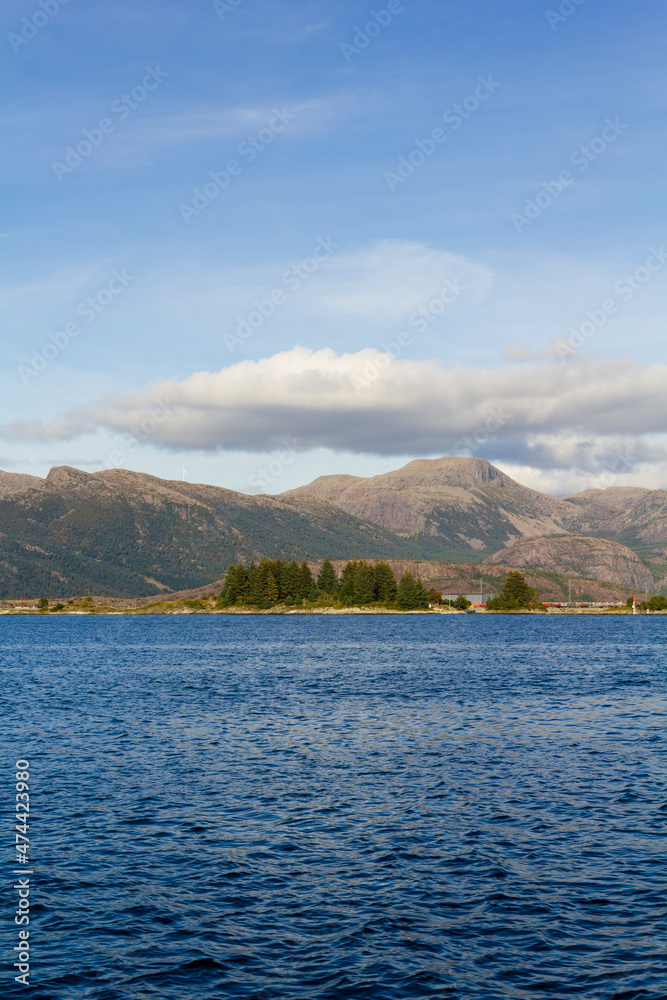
1,597,660,616
0,597,463,616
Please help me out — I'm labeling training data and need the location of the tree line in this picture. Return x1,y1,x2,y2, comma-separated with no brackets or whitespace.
218,557,432,609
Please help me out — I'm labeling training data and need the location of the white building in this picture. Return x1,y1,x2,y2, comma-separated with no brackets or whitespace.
441,593,494,604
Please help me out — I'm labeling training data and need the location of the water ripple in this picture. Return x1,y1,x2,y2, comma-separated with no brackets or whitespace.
1,615,666,998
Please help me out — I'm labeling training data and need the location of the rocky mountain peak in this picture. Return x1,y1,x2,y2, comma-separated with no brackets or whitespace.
394,456,512,490
46,466,94,488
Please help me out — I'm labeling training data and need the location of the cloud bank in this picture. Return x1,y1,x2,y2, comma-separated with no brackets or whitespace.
4,347,667,477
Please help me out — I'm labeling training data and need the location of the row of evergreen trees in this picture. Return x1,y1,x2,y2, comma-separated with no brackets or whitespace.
218,557,431,609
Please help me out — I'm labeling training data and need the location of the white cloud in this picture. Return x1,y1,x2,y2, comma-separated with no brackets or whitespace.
494,460,667,498
81,239,491,356
2,96,348,181
4,348,667,483
301,240,493,321
95,97,344,167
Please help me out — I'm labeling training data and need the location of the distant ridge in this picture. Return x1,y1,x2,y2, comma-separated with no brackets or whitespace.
0,457,665,597
284,455,667,590
0,470,44,494
0,465,439,598
283,456,570,555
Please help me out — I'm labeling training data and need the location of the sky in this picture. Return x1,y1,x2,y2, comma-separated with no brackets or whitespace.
1,0,666,497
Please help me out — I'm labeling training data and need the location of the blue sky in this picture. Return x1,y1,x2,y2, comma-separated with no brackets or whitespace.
2,0,666,495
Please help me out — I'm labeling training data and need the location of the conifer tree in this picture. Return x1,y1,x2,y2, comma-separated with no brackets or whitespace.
486,571,543,610
374,562,397,604
276,559,291,600
317,557,338,596
355,562,376,604
299,559,315,600
266,570,279,605
265,559,284,601
218,563,238,604
414,575,429,608
257,558,270,598
338,560,358,602
397,570,428,609
288,559,301,600
248,560,265,605
235,563,249,602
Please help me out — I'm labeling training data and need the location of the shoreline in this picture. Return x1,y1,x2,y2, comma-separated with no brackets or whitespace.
0,604,660,617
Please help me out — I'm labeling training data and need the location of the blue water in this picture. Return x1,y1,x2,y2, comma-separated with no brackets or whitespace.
1,615,666,1000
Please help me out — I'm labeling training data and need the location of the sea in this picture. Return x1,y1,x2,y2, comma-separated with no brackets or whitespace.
1,615,666,1000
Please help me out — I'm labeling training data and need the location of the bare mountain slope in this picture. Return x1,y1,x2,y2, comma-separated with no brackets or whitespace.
483,535,654,592
0,470,44,495
563,486,667,588
283,456,572,559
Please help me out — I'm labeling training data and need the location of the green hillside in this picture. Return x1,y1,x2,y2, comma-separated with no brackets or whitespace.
0,467,435,598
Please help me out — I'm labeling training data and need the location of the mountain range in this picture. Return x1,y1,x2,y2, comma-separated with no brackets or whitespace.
0,457,665,598
286,458,667,589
